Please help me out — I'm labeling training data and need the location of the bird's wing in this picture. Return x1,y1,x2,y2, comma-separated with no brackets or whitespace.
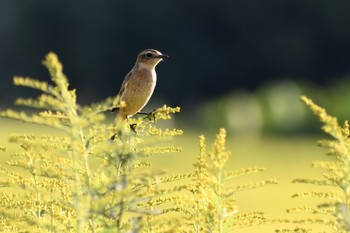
119,71,133,96
111,71,133,112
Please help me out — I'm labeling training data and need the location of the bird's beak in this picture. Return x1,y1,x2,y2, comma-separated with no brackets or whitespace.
158,54,169,60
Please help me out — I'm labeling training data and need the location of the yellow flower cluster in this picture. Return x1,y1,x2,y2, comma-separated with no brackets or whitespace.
184,128,276,232
0,53,185,232
0,52,279,233
280,96,350,232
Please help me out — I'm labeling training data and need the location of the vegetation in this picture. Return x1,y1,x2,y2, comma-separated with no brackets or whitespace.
2,53,350,232
274,96,350,232
0,53,276,232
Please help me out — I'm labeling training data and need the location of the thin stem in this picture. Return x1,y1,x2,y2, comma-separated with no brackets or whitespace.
78,128,95,233
70,142,83,233
27,155,43,230
217,168,224,233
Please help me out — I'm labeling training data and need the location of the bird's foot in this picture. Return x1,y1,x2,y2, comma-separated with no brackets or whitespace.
137,109,157,122
129,123,137,133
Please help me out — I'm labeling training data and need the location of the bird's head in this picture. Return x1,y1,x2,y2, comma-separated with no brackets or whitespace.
136,49,169,69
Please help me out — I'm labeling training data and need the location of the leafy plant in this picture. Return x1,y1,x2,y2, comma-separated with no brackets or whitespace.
0,53,277,232
182,128,277,232
278,96,350,232
0,53,183,232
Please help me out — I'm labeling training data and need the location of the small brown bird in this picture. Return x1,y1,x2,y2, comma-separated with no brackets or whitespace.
114,49,169,122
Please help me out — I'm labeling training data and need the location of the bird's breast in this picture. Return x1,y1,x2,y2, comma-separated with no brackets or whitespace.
120,68,157,116
130,68,156,93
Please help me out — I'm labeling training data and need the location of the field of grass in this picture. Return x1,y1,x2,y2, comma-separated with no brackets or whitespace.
0,118,335,232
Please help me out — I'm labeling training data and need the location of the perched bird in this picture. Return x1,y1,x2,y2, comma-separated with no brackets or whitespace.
114,49,169,122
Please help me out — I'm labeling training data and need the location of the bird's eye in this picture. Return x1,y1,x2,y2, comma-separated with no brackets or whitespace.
145,52,153,58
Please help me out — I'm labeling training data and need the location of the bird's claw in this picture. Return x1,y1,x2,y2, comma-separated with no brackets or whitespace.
146,110,157,122
129,123,137,133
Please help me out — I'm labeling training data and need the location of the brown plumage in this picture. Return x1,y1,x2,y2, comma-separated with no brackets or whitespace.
114,49,168,121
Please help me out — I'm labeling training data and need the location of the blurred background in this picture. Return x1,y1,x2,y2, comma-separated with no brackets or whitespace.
1,0,350,135
1,2,349,231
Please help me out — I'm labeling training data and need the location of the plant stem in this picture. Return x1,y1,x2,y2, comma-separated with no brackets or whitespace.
78,128,95,233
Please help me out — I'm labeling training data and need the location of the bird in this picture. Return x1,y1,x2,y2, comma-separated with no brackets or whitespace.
113,49,169,123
